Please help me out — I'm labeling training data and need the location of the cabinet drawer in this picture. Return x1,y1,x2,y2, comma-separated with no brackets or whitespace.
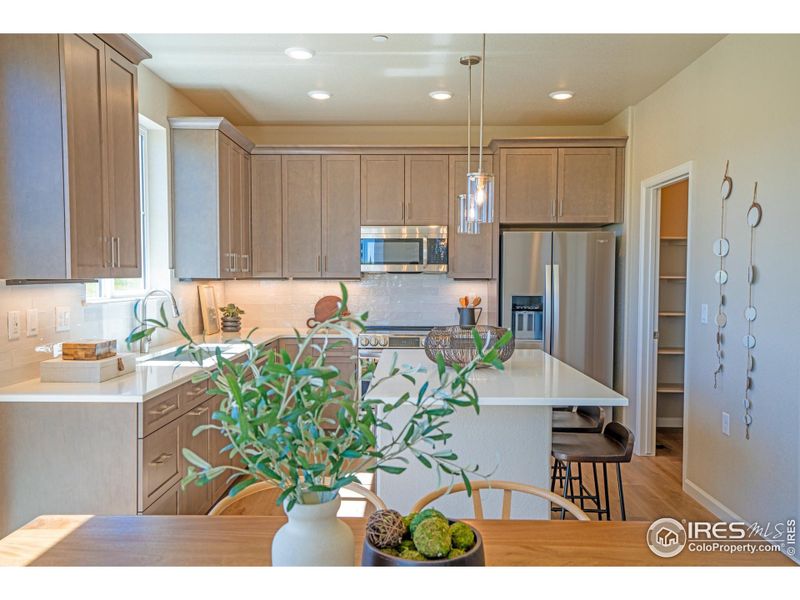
139,418,182,511
141,481,180,515
141,386,182,437
181,379,209,412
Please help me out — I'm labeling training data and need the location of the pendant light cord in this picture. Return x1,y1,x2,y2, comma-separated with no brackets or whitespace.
467,61,472,174
478,33,486,173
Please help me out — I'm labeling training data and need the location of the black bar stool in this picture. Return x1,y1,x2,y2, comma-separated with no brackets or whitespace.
550,407,605,495
550,422,635,520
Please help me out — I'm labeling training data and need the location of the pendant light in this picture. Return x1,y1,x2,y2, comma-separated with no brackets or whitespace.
467,34,494,224
457,53,481,234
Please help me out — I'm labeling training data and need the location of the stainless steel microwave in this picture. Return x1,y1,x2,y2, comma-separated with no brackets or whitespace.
360,226,448,273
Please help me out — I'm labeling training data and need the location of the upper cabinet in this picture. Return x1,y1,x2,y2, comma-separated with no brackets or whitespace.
404,155,449,225
251,156,283,278
0,34,149,279
496,140,626,225
499,148,558,224
360,155,405,225
171,117,255,279
282,155,361,279
449,155,494,279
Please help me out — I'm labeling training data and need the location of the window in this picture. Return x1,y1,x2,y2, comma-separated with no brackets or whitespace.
85,125,149,301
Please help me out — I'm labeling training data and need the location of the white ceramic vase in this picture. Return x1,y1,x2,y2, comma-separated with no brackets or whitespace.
271,493,354,566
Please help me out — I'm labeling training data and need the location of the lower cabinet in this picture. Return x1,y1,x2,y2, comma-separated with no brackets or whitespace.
179,399,212,515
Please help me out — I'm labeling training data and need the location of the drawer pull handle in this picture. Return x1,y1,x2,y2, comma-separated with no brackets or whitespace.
149,403,177,416
184,387,206,398
187,406,209,416
149,452,173,466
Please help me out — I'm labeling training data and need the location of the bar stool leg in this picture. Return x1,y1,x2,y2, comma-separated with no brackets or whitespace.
550,460,558,492
577,463,585,510
560,462,572,520
602,463,611,520
592,463,601,521
616,463,627,521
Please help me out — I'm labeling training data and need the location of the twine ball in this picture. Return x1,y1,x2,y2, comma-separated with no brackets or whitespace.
366,509,406,548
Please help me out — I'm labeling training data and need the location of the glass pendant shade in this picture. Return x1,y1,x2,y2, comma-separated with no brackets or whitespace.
457,194,480,234
467,172,495,223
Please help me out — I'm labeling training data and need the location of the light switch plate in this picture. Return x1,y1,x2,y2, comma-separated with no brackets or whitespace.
722,412,730,436
55,306,71,332
701,304,709,324
27,308,39,337
7,311,21,340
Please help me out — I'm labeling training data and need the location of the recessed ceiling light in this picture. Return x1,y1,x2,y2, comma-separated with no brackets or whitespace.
429,91,453,101
372,35,389,43
285,47,315,60
549,90,574,101
308,90,332,100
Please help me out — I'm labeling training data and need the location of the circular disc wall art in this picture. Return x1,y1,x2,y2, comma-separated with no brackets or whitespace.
743,182,763,440
713,161,732,388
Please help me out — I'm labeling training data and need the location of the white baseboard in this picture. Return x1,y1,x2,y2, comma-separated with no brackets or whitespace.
683,478,743,522
656,417,683,428
683,478,798,565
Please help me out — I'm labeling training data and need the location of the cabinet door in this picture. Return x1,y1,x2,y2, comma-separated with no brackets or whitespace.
322,155,361,279
499,148,558,224
448,155,494,279
208,395,230,501
557,148,617,224
405,155,448,225
239,152,252,277
228,143,243,276
179,400,212,515
105,47,142,278
360,155,404,225
282,155,322,277
218,135,234,278
61,34,110,278
251,156,283,277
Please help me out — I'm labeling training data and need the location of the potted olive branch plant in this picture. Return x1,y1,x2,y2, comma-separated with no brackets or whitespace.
126,283,511,566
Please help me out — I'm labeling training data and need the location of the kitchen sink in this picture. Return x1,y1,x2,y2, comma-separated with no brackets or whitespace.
141,344,240,365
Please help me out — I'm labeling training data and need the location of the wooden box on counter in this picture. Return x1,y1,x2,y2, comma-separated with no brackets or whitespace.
62,339,117,361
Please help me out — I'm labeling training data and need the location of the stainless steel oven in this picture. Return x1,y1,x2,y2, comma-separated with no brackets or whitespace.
360,226,448,273
358,326,432,396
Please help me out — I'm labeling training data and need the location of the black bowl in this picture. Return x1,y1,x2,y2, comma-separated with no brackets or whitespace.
361,523,485,567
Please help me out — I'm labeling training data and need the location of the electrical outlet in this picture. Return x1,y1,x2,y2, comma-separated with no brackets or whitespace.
7,311,21,340
27,308,39,337
55,306,71,332
722,412,730,436
701,303,709,324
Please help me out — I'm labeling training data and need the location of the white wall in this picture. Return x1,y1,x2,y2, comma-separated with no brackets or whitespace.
225,275,490,330
0,65,214,388
617,35,800,523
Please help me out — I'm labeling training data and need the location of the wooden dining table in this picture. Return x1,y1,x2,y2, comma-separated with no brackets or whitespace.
0,515,794,566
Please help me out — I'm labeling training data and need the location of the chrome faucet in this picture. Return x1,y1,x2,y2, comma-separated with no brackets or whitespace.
139,289,181,354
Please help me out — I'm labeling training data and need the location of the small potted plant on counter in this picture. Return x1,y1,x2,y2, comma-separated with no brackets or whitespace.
219,303,245,333
126,284,511,566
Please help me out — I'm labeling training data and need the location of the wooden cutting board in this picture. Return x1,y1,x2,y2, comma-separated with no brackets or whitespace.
61,340,117,361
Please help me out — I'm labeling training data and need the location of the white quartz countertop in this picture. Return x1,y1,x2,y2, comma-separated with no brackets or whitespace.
0,327,354,404
368,349,627,407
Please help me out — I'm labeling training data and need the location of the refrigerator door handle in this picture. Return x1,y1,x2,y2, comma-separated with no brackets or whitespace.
544,264,552,353
551,264,560,358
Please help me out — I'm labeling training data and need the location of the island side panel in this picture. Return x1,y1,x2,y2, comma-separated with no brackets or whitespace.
377,405,553,519
0,402,138,537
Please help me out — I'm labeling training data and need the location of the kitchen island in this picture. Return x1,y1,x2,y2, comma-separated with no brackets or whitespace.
367,349,628,519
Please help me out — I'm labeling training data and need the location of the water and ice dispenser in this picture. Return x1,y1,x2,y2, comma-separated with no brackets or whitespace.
510,295,543,341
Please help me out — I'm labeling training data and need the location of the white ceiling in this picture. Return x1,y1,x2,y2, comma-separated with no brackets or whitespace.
131,33,724,126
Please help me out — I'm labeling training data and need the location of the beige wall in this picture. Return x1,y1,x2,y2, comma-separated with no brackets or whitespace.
618,35,800,523
239,124,609,146
0,65,213,388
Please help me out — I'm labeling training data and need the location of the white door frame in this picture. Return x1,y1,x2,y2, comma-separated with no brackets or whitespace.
635,161,694,457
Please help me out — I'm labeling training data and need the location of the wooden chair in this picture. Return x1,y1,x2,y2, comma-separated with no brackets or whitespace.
209,481,386,516
411,479,590,521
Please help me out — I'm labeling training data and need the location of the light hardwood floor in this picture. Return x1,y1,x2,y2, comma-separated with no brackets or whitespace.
552,428,715,522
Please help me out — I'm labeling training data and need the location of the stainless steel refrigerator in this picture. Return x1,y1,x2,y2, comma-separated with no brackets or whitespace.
500,230,615,387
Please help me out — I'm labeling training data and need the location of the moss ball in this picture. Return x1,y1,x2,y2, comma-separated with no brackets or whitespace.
381,547,401,557
399,548,426,561
398,539,416,551
449,521,476,550
447,547,466,559
412,517,452,558
409,508,447,535
402,512,418,532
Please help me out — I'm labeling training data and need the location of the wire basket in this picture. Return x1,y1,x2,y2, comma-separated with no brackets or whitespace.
423,326,515,368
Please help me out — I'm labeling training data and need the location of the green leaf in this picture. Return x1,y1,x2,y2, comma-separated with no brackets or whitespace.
436,352,446,379
182,447,211,470
460,470,473,497
376,464,406,475
228,477,258,497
